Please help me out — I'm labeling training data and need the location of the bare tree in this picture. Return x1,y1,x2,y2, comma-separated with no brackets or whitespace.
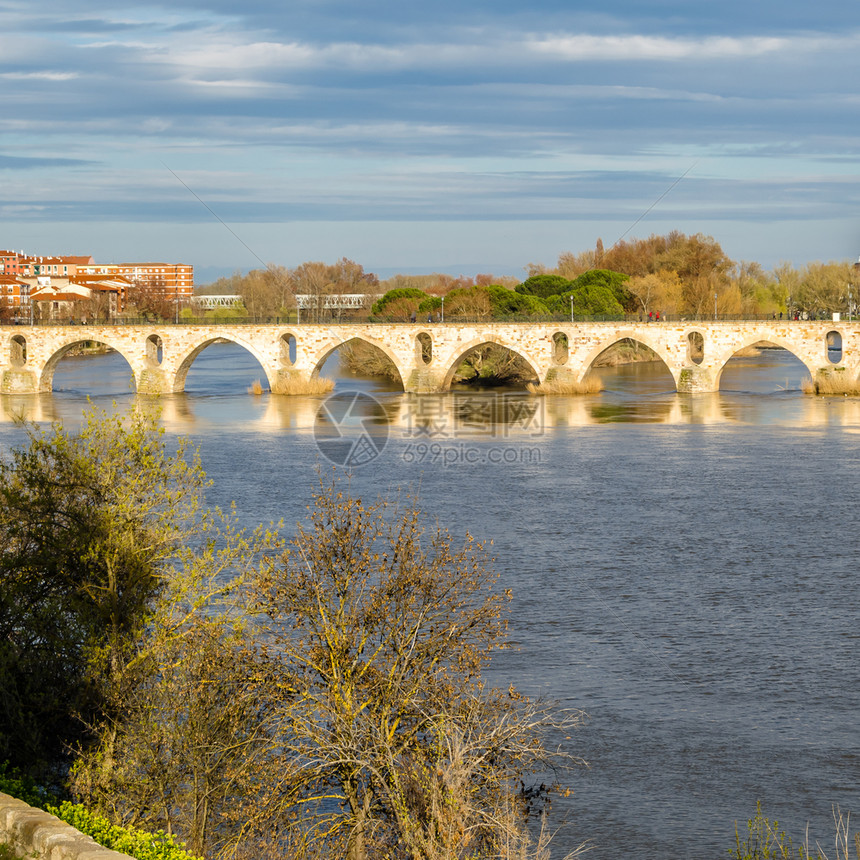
247,479,585,860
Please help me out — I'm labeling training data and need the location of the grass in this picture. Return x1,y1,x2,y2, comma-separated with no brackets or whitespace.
0,843,19,860
802,370,860,396
731,802,859,860
527,376,603,396
247,379,265,395
276,375,334,395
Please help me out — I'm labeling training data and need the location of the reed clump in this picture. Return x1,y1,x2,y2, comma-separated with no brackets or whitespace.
527,376,603,396
802,371,860,396
277,375,335,395
247,379,264,395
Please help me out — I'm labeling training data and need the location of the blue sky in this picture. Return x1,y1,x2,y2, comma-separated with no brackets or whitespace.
1,1,859,282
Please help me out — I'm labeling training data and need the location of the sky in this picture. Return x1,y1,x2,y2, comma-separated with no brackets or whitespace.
1,0,859,283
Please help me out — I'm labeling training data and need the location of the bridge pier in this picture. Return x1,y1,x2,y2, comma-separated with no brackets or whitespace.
1,368,39,395
674,365,718,394
403,367,447,394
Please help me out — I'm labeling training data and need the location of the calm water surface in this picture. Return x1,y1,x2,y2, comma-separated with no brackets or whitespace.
1,344,858,859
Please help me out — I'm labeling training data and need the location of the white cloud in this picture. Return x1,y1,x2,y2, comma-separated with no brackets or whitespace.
527,31,859,61
0,71,79,81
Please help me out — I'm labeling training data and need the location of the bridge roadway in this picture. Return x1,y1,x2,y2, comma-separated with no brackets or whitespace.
2,320,859,395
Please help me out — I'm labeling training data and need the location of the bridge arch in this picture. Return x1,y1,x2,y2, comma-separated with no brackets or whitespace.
416,332,433,365
278,331,298,366
581,333,676,386
39,334,139,393
310,335,407,389
440,337,541,391
713,336,814,390
8,334,27,367
172,333,274,393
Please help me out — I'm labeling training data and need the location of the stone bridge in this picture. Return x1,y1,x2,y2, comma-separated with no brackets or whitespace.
2,320,859,395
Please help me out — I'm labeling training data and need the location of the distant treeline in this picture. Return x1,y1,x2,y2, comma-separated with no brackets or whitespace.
195,233,860,322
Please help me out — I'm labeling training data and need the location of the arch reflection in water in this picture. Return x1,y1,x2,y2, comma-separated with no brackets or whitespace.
717,343,811,393
3,341,860,433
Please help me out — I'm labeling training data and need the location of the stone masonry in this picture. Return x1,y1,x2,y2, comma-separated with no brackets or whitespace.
0,793,133,860
1,321,859,395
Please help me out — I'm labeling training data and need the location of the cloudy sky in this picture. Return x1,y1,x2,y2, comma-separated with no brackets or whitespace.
1,1,859,281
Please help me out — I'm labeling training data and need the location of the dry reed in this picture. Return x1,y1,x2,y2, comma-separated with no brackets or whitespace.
247,379,264,395
277,375,335,395
802,371,860,396
527,376,603,396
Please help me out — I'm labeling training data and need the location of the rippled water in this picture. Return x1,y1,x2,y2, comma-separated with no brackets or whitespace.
1,344,858,859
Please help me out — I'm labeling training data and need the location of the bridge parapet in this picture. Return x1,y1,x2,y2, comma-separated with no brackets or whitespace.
2,321,859,395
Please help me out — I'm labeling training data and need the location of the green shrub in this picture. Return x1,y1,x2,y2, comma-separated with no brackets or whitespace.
1,764,198,860
46,802,201,860
370,287,427,317
0,762,56,808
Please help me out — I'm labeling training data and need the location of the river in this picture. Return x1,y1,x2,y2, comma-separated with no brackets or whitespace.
1,343,858,859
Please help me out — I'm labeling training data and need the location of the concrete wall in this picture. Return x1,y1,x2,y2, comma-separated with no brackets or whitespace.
0,793,133,860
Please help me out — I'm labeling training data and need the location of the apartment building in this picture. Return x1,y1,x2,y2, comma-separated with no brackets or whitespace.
17,255,95,278
0,251,194,314
0,251,23,276
0,274,30,316
77,262,194,299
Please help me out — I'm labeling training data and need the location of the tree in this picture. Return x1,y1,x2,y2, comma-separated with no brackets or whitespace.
570,270,633,311
371,288,428,321
247,479,584,860
0,406,208,778
71,513,281,860
127,276,175,320
794,261,854,316
627,270,683,317
515,274,572,299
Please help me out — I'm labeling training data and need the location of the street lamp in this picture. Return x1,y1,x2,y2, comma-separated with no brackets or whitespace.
850,286,854,322
788,294,792,321
714,292,718,321
570,294,574,323
441,295,445,323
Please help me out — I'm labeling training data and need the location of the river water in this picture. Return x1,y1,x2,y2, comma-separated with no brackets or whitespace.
1,343,858,859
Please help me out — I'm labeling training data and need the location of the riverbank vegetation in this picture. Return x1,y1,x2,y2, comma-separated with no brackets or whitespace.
195,231,860,326
0,407,586,860
731,802,859,860
802,370,860,396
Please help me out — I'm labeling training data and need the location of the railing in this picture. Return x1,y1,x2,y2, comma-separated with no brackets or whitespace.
0,313,854,327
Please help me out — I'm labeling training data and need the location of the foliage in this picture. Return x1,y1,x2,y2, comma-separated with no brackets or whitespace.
246,478,584,860
0,761,58,808
730,801,860,860
486,285,548,317
0,762,197,860
47,801,201,860
0,406,208,779
371,288,428,320
453,343,538,387
515,274,572,299
442,286,494,320
570,269,633,311
545,284,623,317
